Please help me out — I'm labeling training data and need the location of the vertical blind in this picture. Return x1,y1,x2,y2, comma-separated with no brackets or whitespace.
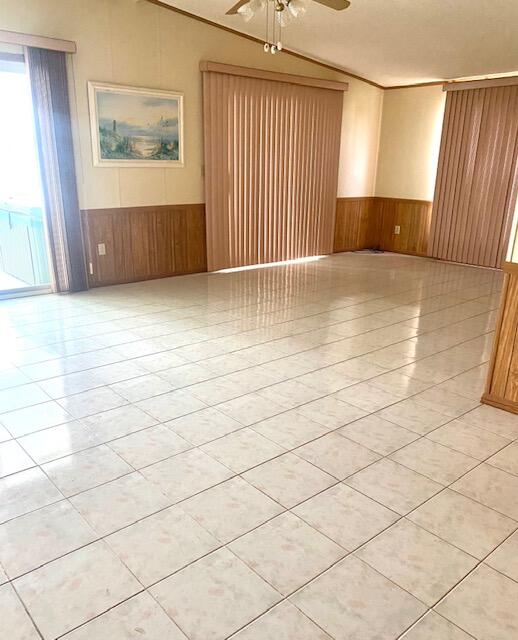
202,67,344,271
429,84,518,268
27,46,87,292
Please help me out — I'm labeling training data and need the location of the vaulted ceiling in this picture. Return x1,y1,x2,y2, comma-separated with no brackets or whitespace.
159,0,518,87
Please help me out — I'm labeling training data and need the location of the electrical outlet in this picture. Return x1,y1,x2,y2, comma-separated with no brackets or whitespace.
97,243,106,256
394,225,401,235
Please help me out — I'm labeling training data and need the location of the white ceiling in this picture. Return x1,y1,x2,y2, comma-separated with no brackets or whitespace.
161,0,518,87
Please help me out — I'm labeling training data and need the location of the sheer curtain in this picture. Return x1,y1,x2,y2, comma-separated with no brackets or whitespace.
27,46,87,292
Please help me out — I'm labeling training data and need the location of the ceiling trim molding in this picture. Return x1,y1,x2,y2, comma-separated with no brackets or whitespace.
144,0,518,92
443,75,518,91
384,80,445,91
200,61,349,91
145,0,383,89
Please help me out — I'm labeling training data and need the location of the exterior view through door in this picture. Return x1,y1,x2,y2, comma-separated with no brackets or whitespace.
0,47,51,295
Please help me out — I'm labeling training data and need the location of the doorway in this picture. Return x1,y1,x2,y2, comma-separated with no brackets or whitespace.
0,47,51,297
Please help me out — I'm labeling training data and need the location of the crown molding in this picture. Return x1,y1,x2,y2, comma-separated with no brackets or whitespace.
145,0,383,89
144,0,518,92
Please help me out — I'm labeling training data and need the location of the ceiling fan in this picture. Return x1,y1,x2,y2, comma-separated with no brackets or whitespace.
226,0,351,15
226,0,351,53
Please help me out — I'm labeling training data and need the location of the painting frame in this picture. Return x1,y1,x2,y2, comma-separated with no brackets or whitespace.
87,81,184,168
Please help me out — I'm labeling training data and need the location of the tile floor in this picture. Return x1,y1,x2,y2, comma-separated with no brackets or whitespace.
0,251,517,639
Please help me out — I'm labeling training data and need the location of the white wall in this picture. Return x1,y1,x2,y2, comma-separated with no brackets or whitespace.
0,0,384,209
375,85,446,200
338,78,383,197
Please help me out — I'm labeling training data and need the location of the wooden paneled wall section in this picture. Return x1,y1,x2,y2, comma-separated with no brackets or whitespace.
333,197,433,256
483,263,518,415
81,197,432,286
81,204,207,287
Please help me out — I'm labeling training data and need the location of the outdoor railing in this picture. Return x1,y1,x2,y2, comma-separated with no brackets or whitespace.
0,203,50,287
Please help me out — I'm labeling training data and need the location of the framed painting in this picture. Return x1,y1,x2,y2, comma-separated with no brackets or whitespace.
88,81,184,167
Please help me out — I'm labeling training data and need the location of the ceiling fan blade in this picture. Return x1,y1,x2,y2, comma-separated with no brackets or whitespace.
312,0,351,10
226,0,250,15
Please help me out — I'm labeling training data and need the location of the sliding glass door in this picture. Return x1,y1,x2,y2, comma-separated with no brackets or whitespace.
0,47,51,297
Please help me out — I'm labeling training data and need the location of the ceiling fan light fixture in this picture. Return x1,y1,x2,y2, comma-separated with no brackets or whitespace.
237,3,254,21
249,0,266,11
287,0,307,18
276,9,291,27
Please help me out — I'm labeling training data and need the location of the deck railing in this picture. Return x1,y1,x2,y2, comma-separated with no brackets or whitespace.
0,203,50,286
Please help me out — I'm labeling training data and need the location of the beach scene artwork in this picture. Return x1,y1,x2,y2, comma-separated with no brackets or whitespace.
89,83,183,166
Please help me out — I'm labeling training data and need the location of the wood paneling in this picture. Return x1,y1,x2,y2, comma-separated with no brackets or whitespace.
333,197,432,256
377,198,432,256
333,197,378,251
483,265,518,414
83,196,433,287
81,204,207,287
429,85,518,268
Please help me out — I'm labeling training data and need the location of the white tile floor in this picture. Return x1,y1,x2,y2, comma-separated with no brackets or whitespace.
0,251,517,639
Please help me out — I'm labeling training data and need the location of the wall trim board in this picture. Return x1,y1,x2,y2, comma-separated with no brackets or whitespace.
384,80,445,91
444,76,518,91
0,29,76,53
82,203,204,216
144,0,383,89
333,196,433,256
373,196,433,205
483,268,518,414
200,61,349,91
380,77,518,91
81,203,207,287
481,394,518,416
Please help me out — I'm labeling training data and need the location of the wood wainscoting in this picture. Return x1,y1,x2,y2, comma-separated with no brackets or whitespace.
333,197,433,256
483,263,518,415
82,197,431,287
333,197,379,252
81,204,207,287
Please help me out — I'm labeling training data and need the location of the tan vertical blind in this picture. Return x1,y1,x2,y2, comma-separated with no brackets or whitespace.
429,84,518,268
202,63,345,271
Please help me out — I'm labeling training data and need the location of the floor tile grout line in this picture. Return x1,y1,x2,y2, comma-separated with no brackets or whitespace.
0,338,460,451
1,263,499,342
4,365,517,603
2,356,508,591
7,264,496,353
259,446,518,639
1,267,498,407
1,296,496,454
0,257,512,639
2,274,498,398
0,335,508,535
23,291,497,399
0,343,496,519
394,608,477,640
7,581,46,640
